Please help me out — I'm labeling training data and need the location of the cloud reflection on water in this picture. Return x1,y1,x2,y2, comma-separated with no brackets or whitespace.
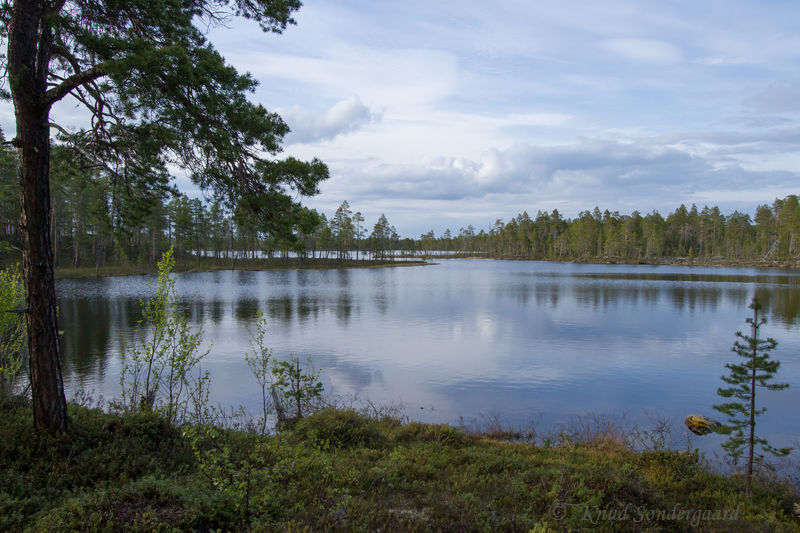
56,260,800,452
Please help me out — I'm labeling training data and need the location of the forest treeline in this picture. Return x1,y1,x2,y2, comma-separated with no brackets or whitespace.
1,137,799,267
432,200,800,262
0,141,404,268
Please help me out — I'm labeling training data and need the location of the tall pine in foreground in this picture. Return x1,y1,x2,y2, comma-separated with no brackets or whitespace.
1,0,328,432
714,296,790,499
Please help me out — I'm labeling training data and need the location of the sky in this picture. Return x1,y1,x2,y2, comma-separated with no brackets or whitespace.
6,0,800,237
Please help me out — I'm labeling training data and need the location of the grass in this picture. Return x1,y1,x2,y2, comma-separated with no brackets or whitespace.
1,401,798,532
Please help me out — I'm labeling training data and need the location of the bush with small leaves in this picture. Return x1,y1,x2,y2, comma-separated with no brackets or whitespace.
0,265,25,402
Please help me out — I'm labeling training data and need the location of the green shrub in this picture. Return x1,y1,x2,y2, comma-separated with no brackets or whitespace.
394,421,470,447
293,408,386,449
120,248,209,428
0,264,25,402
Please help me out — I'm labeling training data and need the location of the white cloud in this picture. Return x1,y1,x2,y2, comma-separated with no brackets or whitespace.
301,132,800,236
6,0,800,239
280,96,378,144
226,46,459,109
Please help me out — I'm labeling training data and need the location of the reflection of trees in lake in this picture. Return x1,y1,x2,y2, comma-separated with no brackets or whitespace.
297,295,322,322
235,270,256,285
336,294,354,324
235,298,260,322
209,300,224,324
574,284,621,309
59,296,142,384
535,283,559,308
183,299,205,323
533,272,800,318
267,296,292,325
373,293,389,315
271,270,291,286
540,281,771,315
668,285,800,323
502,282,532,305
668,286,723,313
573,272,800,285
511,280,666,310
757,289,800,326
296,269,311,286
120,297,142,329
226,294,360,326
572,283,660,310
336,269,351,288
723,290,751,316
372,275,389,315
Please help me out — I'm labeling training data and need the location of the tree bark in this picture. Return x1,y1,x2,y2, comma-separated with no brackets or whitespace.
9,0,69,432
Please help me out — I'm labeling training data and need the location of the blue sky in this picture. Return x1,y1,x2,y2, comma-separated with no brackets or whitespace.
6,1,800,237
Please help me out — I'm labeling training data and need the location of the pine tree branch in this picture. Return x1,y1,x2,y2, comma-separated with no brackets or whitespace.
48,122,125,182
45,64,106,106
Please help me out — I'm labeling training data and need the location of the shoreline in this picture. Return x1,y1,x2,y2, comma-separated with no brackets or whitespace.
2,401,798,531
54,257,429,280
412,254,800,270
15,252,800,281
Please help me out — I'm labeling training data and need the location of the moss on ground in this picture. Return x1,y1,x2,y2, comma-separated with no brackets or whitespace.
1,403,798,532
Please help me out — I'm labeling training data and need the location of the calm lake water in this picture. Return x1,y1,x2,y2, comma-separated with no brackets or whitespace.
57,259,800,452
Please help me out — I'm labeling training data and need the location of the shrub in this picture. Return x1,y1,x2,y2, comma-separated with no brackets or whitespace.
394,421,470,447
120,248,209,428
293,408,385,449
0,264,25,402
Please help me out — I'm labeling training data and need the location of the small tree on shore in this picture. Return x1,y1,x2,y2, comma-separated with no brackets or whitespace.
120,247,209,428
714,295,790,498
271,357,323,423
245,311,273,435
0,264,25,402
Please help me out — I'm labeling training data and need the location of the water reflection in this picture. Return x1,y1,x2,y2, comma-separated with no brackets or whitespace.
570,271,800,285
336,269,351,287
668,286,723,313
534,284,559,308
59,298,112,385
209,300,224,324
296,269,311,286
55,260,800,453
236,270,256,285
235,298,260,322
336,294,354,324
267,296,292,325
120,298,143,329
297,295,320,322
185,300,205,323
372,274,389,315
759,289,800,326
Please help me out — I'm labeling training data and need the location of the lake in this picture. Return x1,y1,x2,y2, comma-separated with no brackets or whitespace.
57,259,800,453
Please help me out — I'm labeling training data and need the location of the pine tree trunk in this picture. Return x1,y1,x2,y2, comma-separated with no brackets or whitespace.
9,0,69,432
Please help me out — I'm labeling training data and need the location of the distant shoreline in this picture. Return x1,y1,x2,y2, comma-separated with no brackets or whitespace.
19,253,800,281
411,254,800,270
54,257,429,280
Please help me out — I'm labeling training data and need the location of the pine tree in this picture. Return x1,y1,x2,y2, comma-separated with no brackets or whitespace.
2,0,327,431
714,296,791,499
